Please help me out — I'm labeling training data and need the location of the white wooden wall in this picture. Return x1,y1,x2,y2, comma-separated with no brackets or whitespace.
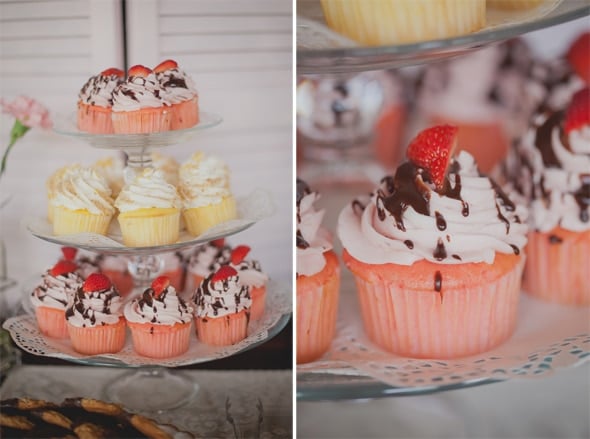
0,0,293,293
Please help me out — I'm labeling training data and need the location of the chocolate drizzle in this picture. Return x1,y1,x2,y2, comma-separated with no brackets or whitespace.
433,238,447,261
434,211,447,231
534,111,563,168
404,240,414,249
296,179,313,249
65,287,120,327
548,234,563,244
434,271,442,292
573,174,590,223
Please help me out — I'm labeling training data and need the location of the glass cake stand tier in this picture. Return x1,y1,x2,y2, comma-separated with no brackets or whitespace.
297,0,590,73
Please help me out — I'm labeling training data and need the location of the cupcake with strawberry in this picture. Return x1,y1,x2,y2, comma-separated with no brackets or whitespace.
338,125,528,359
228,245,269,321
154,59,199,130
65,273,126,355
506,87,590,305
185,239,231,296
125,276,193,358
193,266,251,346
31,258,84,339
77,67,124,133
111,65,171,134
296,179,340,364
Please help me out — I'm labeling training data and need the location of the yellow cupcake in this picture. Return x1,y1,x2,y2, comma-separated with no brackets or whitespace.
178,152,237,237
320,0,486,46
46,164,82,224
115,168,181,247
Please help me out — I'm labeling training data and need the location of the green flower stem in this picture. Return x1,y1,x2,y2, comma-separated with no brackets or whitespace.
0,119,30,178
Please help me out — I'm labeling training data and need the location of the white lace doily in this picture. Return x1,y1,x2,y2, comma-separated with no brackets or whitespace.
4,281,291,367
22,189,275,252
298,280,590,391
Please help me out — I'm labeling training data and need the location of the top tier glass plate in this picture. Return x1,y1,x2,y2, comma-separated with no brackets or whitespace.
297,0,590,74
53,111,222,150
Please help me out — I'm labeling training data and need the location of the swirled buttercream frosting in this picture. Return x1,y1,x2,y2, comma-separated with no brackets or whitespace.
65,286,123,327
51,167,115,215
296,179,333,277
178,152,232,208
156,68,198,104
193,273,251,319
124,285,192,325
115,168,181,212
78,72,124,107
112,73,169,111
188,242,232,278
339,151,528,265
31,271,84,311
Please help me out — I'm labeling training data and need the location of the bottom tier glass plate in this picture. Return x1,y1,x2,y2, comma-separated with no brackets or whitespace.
3,281,291,368
297,282,590,401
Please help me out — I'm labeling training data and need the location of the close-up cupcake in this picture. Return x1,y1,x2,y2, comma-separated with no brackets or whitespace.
185,239,232,296
338,125,528,359
296,179,340,364
50,166,115,236
115,168,182,247
506,87,590,305
154,59,199,130
178,152,237,237
65,273,126,355
228,245,269,321
77,67,124,134
111,65,171,134
31,259,84,339
193,265,251,346
319,0,486,46
125,276,193,358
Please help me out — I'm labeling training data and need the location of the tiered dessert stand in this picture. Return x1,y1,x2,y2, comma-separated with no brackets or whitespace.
3,111,292,411
296,0,590,401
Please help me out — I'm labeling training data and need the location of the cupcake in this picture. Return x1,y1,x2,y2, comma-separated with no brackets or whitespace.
159,251,186,293
96,255,134,296
296,179,340,364
77,68,124,134
115,168,182,247
506,87,590,305
185,240,231,296
125,276,193,358
111,65,171,134
228,245,269,321
92,156,126,198
46,164,81,223
31,259,84,339
51,167,115,236
178,152,237,237
338,125,528,359
66,273,126,355
319,0,485,46
193,266,251,346
154,59,199,130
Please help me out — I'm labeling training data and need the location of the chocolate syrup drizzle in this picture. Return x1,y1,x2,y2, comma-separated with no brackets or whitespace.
65,287,119,327
135,287,190,324
194,275,250,320
296,179,312,249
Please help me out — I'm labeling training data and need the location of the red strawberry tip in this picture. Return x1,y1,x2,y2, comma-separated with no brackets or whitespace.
128,65,152,77
211,265,238,283
61,246,78,261
50,260,79,277
154,59,178,73
566,32,590,83
230,245,251,265
210,238,225,248
100,67,125,78
82,273,112,293
564,87,590,134
151,275,171,297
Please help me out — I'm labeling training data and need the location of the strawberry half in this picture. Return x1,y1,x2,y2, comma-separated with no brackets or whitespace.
154,59,178,73
50,260,78,277
564,87,590,134
82,273,112,293
61,246,77,261
406,125,459,190
151,275,170,297
211,265,238,283
101,67,125,78
128,65,152,78
211,238,225,248
566,32,590,83
230,245,251,265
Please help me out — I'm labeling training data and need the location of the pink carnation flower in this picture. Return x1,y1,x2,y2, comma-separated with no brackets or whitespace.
0,95,52,129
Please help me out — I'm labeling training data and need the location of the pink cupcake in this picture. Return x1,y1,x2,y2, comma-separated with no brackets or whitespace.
338,125,528,359
65,273,126,355
77,68,124,134
228,245,269,321
111,65,171,134
154,59,199,130
193,266,251,346
125,276,193,358
185,240,231,295
31,259,84,339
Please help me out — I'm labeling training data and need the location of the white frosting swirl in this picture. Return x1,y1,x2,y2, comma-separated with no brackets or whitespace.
151,152,179,186
51,167,115,215
296,180,333,277
93,156,126,197
65,287,123,327
112,73,169,111
188,243,231,277
233,259,268,288
78,73,123,107
124,285,193,325
338,151,528,265
30,271,84,310
156,68,198,104
115,168,181,212
178,152,232,208
194,274,251,318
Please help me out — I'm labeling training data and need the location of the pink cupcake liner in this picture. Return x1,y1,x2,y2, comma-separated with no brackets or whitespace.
77,102,114,134
67,318,126,355
35,306,69,339
171,97,199,130
195,310,249,346
127,321,192,358
250,286,266,321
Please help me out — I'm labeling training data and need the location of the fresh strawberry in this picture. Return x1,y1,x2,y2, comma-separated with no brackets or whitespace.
154,59,178,73
128,65,152,78
211,238,225,248
50,260,78,277
406,125,459,190
101,67,125,78
566,32,590,83
230,245,251,265
82,273,112,293
151,275,170,297
211,265,238,283
61,246,77,261
564,87,590,134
